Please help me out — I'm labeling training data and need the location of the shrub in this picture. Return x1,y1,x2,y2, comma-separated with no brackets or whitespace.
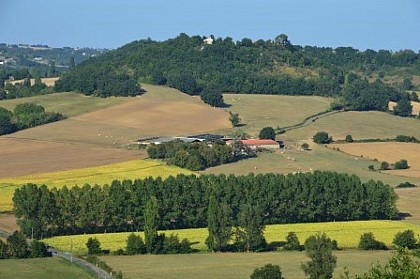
250,263,284,279
126,233,146,255
394,159,409,170
358,233,387,250
345,134,354,142
301,143,309,150
380,161,389,170
259,127,276,140
395,135,418,143
396,182,417,188
368,165,375,171
284,232,302,251
393,230,418,249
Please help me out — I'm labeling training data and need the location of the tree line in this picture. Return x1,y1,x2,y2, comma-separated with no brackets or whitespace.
147,140,255,171
0,103,64,135
0,231,50,259
13,171,398,238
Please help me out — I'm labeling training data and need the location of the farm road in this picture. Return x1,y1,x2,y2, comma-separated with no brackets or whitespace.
280,109,344,132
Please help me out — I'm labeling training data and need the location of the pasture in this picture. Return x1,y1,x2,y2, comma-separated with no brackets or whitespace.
43,220,420,255
101,250,392,279
222,93,331,137
396,187,420,225
330,142,420,178
0,257,95,279
0,92,128,117
0,159,194,212
283,110,420,141
202,146,420,186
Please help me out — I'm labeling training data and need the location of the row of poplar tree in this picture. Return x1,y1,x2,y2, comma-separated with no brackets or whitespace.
13,171,398,239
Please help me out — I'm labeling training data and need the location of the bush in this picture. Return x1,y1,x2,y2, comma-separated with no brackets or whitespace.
259,127,276,140
358,233,387,250
380,161,389,170
394,159,409,170
284,232,302,251
301,143,309,150
86,237,101,255
250,263,284,279
30,240,50,258
395,135,418,143
345,134,354,142
126,233,146,255
393,230,418,249
313,131,332,144
396,182,417,188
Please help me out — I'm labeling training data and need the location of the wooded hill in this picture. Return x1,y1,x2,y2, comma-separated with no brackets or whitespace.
54,33,419,110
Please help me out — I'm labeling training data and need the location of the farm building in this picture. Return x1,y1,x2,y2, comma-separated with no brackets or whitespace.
227,139,282,150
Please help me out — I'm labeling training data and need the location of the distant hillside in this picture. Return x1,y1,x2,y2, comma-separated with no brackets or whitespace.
54,33,419,109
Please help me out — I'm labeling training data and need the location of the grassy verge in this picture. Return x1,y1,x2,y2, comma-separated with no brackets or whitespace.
0,257,95,279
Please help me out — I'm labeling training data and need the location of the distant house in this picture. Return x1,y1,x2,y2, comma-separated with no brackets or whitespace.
203,37,214,45
226,139,281,150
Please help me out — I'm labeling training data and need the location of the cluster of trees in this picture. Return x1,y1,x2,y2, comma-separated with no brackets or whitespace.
313,131,333,144
147,140,254,171
0,231,50,259
0,103,64,135
1,77,52,100
53,34,418,110
13,171,398,238
54,63,143,97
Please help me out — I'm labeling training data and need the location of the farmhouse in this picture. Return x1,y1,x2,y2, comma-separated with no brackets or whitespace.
227,139,282,150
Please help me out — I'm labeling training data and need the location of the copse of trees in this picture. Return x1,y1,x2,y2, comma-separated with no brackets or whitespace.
259,127,276,140
13,171,398,238
147,140,254,171
0,103,64,136
0,231,50,259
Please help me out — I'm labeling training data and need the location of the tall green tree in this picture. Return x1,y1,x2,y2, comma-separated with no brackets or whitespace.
205,195,232,252
86,237,101,255
302,233,337,279
238,204,266,252
69,56,76,71
144,196,159,254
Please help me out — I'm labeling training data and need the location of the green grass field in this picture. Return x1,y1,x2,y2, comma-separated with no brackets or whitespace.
101,250,392,279
202,147,420,186
43,220,420,255
222,93,331,137
0,257,95,279
0,159,195,212
0,92,128,117
283,110,420,141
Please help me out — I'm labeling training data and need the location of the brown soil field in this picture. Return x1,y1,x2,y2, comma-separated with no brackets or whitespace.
330,142,420,178
0,137,145,178
389,101,420,116
0,84,230,177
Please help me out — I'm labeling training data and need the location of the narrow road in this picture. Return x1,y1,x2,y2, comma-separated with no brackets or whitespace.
0,228,112,279
279,109,345,132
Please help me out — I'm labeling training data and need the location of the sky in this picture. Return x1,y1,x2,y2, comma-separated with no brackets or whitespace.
1,0,419,51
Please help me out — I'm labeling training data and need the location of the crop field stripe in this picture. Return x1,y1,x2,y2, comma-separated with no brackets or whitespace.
43,220,420,254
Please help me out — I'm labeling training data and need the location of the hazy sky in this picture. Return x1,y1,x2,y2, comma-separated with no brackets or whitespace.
2,0,419,50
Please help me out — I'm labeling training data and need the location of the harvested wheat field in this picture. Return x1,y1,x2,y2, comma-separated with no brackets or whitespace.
330,142,420,178
0,84,230,177
7,77,59,87
8,84,231,147
396,187,420,225
0,137,145,178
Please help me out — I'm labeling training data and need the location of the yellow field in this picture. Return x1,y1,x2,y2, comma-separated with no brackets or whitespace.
0,159,195,212
6,77,59,87
43,220,420,255
330,142,420,178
